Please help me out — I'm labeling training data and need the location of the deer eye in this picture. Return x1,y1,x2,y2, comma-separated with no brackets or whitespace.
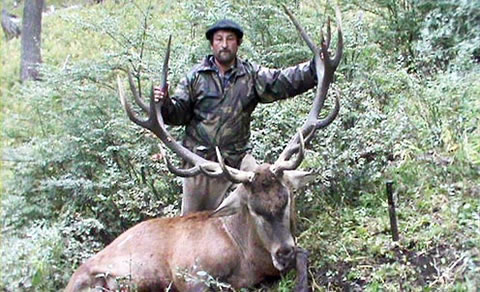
252,206,274,221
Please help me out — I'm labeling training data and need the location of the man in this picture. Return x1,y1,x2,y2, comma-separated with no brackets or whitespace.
154,19,317,215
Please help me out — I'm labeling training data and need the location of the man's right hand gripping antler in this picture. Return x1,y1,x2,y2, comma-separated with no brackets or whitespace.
153,84,169,103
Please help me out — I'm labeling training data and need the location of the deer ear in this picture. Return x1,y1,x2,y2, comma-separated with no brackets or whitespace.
240,154,258,172
282,170,315,190
210,186,246,218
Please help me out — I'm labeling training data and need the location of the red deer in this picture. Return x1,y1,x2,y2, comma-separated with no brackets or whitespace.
65,6,343,292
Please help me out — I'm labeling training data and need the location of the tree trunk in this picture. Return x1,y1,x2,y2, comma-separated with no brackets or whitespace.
20,0,44,82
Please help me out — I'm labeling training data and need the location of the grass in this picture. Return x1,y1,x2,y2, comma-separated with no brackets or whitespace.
288,140,480,291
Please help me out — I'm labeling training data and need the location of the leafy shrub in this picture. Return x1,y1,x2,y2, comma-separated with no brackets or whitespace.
0,222,67,291
415,0,480,73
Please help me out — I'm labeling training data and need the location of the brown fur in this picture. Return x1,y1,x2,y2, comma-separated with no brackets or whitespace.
64,160,314,292
248,164,289,217
66,212,239,291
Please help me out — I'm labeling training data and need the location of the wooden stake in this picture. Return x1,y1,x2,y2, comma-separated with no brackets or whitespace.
386,181,399,241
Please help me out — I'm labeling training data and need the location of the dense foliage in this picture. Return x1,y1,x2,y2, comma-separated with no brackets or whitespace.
1,0,478,291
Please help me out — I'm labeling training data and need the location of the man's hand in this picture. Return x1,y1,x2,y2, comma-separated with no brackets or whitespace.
153,84,169,103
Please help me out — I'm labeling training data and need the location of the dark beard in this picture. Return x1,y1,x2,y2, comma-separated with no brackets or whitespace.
215,50,235,66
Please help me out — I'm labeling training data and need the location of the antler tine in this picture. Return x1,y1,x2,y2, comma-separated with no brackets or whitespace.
216,147,254,183
309,11,342,122
282,4,319,55
315,87,340,129
164,160,202,177
198,163,226,177
118,74,150,129
332,6,343,68
127,70,149,113
325,17,331,50
275,90,340,158
275,5,343,167
160,35,172,91
271,130,305,174
158,144,202,177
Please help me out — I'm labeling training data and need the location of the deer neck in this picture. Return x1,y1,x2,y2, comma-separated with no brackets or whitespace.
220,188,270,260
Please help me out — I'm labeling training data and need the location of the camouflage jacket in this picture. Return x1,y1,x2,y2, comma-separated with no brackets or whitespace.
162,55,317,167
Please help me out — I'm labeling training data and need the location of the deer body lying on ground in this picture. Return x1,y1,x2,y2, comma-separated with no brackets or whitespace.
66,155,313,291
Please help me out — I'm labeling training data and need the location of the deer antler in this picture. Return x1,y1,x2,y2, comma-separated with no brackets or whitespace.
272,5,343,173
117,35,255,183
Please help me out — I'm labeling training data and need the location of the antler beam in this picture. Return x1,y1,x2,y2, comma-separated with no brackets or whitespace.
273,5,343,173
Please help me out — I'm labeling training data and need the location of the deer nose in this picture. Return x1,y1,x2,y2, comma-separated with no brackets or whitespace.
275,245,295,260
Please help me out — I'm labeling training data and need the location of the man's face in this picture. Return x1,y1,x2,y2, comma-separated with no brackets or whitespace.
211,30,240,67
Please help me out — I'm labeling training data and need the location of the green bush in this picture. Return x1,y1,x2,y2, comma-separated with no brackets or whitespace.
415,0,480,73
1,222,67,291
